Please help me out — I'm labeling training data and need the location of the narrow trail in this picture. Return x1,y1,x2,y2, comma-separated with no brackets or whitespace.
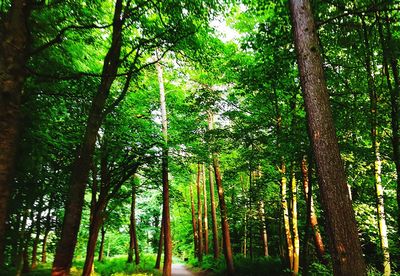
171,264,195,276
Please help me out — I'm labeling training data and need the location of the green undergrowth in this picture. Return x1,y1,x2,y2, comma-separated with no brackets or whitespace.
188,254,286,275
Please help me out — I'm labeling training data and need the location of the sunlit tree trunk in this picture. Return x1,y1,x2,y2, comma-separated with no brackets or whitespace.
196,162,203,262
52,2,124,274
301,157,325,264
208,164,219,259
0,1,33,265
291,169,299,275
190,184,198,257
202,163,209,255
208,112,234,275
280,163,293,270
156,61,172,276
290,1,366,274
128,181,139,265
362,16,391,276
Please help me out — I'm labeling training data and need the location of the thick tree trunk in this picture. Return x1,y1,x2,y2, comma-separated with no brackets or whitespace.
190,184,198,257
51,2,124,275
156,62,172,275
362,17,391,276
289,1,366,275
291,170,299,275
0,0,33,265
208,164,219,259
128,181,139,264
202,163,209,255
301,157,326,265
98,226,105,262
196,162,203,262
281,163,293,270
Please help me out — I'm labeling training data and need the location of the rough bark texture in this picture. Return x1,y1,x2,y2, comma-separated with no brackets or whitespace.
190,184,198,257
196,162,203,262
289,1,366,275
156,62,172,276
362,17,391,275
51,1,124,275
0,0,32,265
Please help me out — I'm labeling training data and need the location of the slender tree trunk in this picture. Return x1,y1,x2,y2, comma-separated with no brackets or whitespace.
41,197,53,264
208,165,219,259
362,17,391,276
82,209,103,276
281,163,293,270
15,209,29,275
0,1,33,265
154,219,163,269
208,113,234,275
52,2,124,275
202,163,209,255
196,162,203,262
301,156,325,265
291,170,299,275
290,1,366,274
31,197,44,269
258,200,269,257
190,184,198,257
248,170,253,259
156,61,172,275
128,181,139,264
98,227,105,262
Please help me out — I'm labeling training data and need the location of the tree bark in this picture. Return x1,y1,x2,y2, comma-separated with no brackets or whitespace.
128,181,139,265
156,61,172,275
281,163,293,270
208,164,219,259
31,196,44,269
0,0,33,265
154,218,163,269
98,226,105,262
190,184,198,257
291,169,299,275
202,163,209,255
208,112,234,275
289,1,366,275
82,209,103,276
258,200,269,257
362,16,391,276
196,162,203,262
41,200,53,264
51,1,124,275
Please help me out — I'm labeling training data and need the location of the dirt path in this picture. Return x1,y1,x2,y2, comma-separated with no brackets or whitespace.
171,264,195,276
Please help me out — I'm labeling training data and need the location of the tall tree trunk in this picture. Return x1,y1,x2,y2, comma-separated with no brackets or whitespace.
208,164,219,259
291,169,299,275
31,197,44,269
248,170,253,259
196,162,203,262
362,16,391,276
190,184,198,257
0,1,33,265
289,1,366,274
128,181,139,265
377,11,400,249
208,112,234,275
156,62,172,276
98,226,105,262
281,163,293,270
258,200,269,257
301,156,325,265
52,1,124,275
202,163,209,255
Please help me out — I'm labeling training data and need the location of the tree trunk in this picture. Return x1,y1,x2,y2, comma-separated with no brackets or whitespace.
190,184,198,257
42,198,54,264
248,170,253,259
51,2,124,275
154,218,163,269
208,164,219,259
0,0,33,265
196,162,203,262
82,208,103,276
156,61,172,275
98,226,105,262
291,170,299,275
362,16,391,276
301,156,326,265
258,200,269,257
208,112,234,274
281,163,293,270
289,1,366,274
31,197,44,269
128,181,139,265
202,163,209,255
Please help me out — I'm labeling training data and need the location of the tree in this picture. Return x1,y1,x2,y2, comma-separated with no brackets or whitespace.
289,0,366,274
